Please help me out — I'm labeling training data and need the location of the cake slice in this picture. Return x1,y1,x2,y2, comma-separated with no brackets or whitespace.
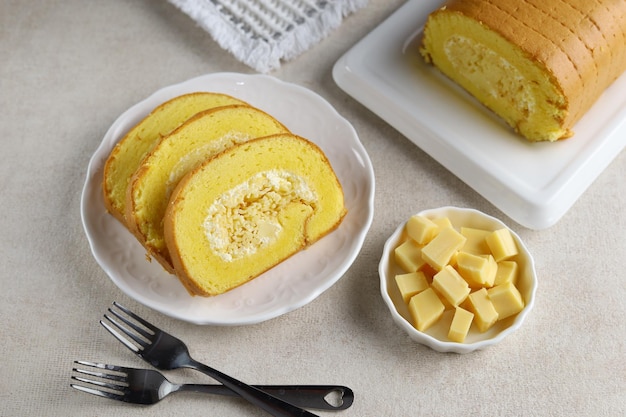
125,105,290,272
420,0,626,142
102,92,246,224
164,134,347,296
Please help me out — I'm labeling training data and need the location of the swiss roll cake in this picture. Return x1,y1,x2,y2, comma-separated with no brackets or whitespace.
164,134,347,296
420,0,626,142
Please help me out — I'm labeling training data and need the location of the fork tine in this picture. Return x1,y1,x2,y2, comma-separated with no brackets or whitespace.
74,359,123,370
71,361,129,400
71,375,125,391
100,318,143,353
107,305,154,340
112,301,159,333
70,383,127,402
72,361,126,383
101,304,157,352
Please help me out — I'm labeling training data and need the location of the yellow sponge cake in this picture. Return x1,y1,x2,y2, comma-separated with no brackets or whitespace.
102,92,246,223
125,105,290,272
420,0,626,142
164,134,347,296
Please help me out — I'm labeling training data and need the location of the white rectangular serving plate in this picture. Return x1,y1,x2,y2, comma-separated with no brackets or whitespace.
333,0,626,230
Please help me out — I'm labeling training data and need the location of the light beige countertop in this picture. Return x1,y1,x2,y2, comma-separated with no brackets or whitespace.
1,1,624,416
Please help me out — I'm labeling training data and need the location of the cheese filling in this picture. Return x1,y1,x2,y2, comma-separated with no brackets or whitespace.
203,170,317,262
444,35,535,117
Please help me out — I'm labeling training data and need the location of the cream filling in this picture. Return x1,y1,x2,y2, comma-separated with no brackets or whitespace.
444,35,535,117
203,170,317,262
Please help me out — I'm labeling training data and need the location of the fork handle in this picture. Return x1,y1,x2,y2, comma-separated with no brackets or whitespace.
187,359,320,417
177,384,354,411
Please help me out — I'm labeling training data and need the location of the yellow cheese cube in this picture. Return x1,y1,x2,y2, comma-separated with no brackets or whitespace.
494,261,519,286
432,286,454,311
448,251,458,268
460,227,491,255
395,271,429,303
487,282,525,320
394,239,426,272
465,288,499,332
406,215,438,245
432,265,470,306
408,288,445,332
448,307,474,343
421,227,466,271
485,228,519,261
432,216,453,230
456,252,496,288
484,255,497,286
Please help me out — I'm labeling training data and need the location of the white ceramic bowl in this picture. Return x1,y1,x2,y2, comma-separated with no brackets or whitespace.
379,207,537,353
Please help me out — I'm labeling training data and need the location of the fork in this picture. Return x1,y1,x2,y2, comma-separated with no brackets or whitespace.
71,361,353,410
100,302,321,417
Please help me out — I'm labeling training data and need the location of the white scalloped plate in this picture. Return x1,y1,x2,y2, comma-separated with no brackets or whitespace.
81,73,375,325
333,0,626,230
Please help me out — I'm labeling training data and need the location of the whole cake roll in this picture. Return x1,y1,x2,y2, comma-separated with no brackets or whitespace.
420,0,626,142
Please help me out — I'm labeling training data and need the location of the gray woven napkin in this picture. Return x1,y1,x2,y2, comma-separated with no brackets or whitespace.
168,0,368,73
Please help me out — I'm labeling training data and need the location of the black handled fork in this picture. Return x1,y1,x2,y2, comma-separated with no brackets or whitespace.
100,302,322,417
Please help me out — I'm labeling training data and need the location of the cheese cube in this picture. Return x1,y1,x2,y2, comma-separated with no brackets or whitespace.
394,239,426,272
494,261,519,286
421,227,466,271
465,288,499,332
487,282,525,320
456,252,496,288
485,228,518,261
406,215,438,245
432,216,453,230
484,255,497,286
432,286,454,311
448,251,459,268
408,288,445,332
448,307,474,343
460,227,491,255
432,265,470,306
395,271,429,303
